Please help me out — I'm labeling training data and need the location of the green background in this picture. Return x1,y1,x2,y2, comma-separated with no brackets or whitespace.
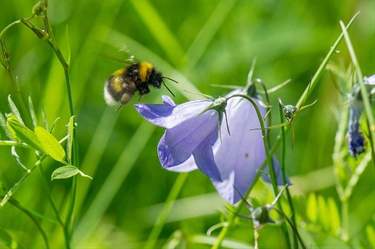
1,0,374,248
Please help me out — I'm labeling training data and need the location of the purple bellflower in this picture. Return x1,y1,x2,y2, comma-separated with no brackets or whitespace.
134,87,286,204
347,74,375,158
135,96,225,181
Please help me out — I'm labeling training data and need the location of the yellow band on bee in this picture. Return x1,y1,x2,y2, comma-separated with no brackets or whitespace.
112,69,125,92
139,62,153,82
112,68,125,77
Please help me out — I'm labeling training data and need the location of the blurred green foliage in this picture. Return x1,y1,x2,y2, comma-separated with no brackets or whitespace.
0,0,374,248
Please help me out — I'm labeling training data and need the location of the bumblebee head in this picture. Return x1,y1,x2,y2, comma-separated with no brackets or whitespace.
153,70,177,97
149,69,164,89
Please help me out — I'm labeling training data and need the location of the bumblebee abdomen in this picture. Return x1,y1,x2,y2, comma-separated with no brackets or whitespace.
104,68,137,105
111,69,126,93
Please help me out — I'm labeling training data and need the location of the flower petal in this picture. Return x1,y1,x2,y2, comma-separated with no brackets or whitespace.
365,74,375,85
347,105,366,157
135,95,212,128
192,132,221,181
163,155,198,172
134,96,176,127
158,110,219,169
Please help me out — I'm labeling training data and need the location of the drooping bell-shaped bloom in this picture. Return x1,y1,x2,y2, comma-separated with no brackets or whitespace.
347,74,375,158
135,87,287,204
134,96,226,181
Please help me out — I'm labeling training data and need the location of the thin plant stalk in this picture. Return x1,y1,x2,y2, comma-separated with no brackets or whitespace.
38,162,64,226
20,1,79,247
0,155,45,207
272,208,306,249
7,198,50,249
279,103,299,249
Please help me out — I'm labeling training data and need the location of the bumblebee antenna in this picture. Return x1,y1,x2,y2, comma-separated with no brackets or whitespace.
163,76,178,83
162,77,178,97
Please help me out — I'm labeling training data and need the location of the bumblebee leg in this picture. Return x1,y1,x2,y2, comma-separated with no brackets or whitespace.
138,83,151,99
120,92,133,105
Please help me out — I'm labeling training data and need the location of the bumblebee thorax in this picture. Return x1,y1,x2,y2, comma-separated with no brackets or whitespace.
138,62,153,82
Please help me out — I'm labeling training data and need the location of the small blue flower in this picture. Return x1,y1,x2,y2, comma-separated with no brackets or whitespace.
364,74,375,86
347,105,366,158
346,74,375,158
135,89,287,204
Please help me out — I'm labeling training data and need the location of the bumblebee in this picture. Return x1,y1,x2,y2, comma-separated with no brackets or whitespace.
104,61,176,111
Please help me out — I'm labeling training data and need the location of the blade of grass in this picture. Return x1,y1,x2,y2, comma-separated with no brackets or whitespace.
74,108,118,214
144,173,188,248
130,0,185,66
185,0,236,67
296,12,360,108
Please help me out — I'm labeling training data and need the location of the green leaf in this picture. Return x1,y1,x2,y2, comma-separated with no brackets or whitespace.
51,165,92,180
8,95,24,125
317,195,328,228
327,197,340,234
306,193,317,223
0,112,12,140
67,115,75,163
41,105,48,131
11,146,29,172
7,118,44,152
28,96,38,127
34,126,65,162
49,117,60,133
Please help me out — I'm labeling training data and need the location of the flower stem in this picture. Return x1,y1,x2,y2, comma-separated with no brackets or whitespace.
273,208,306,249
226,94,291,247
6,198,50,249
34,2,78,247
228,94,278,193
279,103,299,249
0,156,45,207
